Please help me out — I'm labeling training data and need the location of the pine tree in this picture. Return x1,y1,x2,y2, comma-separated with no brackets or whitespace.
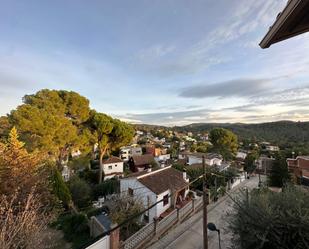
50,167,72,207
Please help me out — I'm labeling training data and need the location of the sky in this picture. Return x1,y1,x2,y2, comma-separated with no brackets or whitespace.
1,0,309,126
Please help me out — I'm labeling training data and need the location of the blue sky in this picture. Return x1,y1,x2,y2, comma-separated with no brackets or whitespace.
1,0,309,125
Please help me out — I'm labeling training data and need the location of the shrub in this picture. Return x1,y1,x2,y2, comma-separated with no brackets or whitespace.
92,178,119,199
228,185,309,249
58,213,90,249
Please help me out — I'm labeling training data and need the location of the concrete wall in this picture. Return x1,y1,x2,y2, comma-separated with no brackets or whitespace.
188,156,202,165
156,189,172,217
86,236,110,249
103,162,123,177
120,178,157,221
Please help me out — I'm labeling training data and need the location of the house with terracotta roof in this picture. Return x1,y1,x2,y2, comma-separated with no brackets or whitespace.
287,156,309,185
120,166,189,222
102,156,124,180
128,154,155,172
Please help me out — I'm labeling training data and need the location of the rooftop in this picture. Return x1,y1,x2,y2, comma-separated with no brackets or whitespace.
131,154,154,166
137,166,188,195
102,156,123,164
180,152,223,160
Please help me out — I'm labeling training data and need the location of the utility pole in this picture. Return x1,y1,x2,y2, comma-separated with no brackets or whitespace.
202,155,208,249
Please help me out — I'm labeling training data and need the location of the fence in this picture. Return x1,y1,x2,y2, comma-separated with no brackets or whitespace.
121,197,203,249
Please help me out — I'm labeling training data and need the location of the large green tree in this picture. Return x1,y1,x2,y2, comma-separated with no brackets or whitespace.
89,111,134,183
209,128,238,160
268,155,290,187
244,150,259,174
8,89,91,165
0,116,11,142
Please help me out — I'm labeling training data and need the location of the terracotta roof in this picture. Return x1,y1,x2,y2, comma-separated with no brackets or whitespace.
102,156,123,164
132,154,154,166
187,163,204,170
137,167,187,194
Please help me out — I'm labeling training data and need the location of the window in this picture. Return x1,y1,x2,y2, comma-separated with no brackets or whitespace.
115,164,117,167
163,194,169,206
108,165,112,170
128,188,134,196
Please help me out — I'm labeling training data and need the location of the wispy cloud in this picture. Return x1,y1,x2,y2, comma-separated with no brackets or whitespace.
136,45,175,62
179,78,272,98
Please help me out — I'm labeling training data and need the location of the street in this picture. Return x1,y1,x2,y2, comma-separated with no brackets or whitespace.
148,175,263,249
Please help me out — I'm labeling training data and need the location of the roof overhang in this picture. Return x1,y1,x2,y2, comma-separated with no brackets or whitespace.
260,0,309,48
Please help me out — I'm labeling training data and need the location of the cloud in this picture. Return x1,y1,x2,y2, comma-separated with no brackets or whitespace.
132,0,285,77
137,45,175,62
251,85,309,106
179,78,272,98
117,84,309,125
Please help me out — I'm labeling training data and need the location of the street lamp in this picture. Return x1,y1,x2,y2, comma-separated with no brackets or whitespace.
207,223,221,249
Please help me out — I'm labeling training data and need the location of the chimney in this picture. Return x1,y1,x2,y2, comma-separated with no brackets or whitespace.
183,168,188,181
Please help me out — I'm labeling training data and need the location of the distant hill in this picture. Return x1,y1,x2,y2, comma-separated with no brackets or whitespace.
174,121,309,145
134,121,309,146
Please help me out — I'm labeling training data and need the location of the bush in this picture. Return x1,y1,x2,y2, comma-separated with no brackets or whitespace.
228,185,309,249
58,213,91,249
92,178,119,199
68,176,92,209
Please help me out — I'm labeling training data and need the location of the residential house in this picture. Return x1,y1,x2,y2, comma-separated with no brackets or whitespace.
256,156,275,175
119,145,142,162
163,143,171,149
236,151,247,161
145,145,167,157
179,152,223,166
136,130,144,136
129,154,155,172
61,165,71,182
265,145,280,152
155,154,171,168
120,166,189,222
287,156,309,185
102,156,124,180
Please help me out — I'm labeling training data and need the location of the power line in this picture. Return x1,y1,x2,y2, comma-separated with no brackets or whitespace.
81,171,205,248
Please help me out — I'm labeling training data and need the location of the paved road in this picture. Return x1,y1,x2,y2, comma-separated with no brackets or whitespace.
148,175,264,249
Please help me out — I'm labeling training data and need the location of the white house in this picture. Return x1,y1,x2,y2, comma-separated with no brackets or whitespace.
265,145,280,152
236,151,247,160
61,165,71,182
179,152,223,166
102,156,124,180
119,145,142,162
155,154,171,168
120,166,189,222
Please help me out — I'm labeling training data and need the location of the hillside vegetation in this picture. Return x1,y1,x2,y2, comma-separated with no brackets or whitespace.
177,121,309,145
136,121,309,148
